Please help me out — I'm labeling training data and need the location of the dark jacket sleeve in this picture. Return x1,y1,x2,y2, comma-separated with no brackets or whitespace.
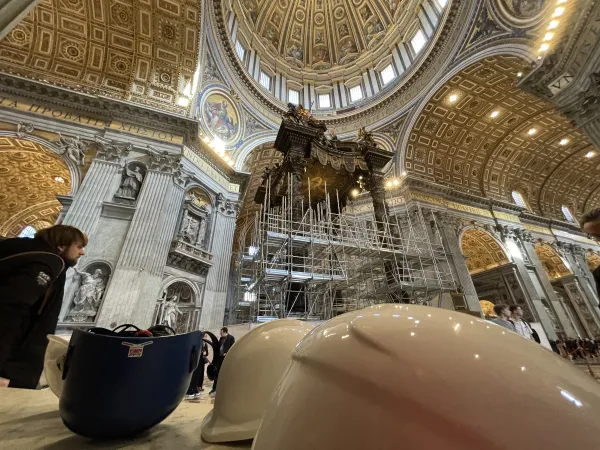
223,335,235,354
0,261,57,371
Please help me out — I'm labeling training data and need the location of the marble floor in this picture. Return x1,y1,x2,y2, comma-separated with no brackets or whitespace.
0,381,252,450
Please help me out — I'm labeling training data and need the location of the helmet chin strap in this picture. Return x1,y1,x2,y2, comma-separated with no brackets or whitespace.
203,331,221,365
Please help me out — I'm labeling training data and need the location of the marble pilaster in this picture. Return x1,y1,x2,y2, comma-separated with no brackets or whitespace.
436,213,481,313
0,0,40,40
506,239,559,340
199,198,238,329
520,240,577,338
58,158,122,320
97,167,186,328
559,244,600,333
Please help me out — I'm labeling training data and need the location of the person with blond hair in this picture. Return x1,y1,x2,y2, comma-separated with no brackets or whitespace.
0,225,87,389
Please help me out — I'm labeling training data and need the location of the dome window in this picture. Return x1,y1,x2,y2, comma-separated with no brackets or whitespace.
259,71,272,91
380,64,396,86
436,0,448,8
235,40,246,61
411,30,427,55
318,94,331,109
288,89,300,105
349,85,363,103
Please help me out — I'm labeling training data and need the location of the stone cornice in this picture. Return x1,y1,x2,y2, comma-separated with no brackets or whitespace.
0,74,199,137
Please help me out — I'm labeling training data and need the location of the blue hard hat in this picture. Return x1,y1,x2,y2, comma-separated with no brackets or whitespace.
59,328,203,438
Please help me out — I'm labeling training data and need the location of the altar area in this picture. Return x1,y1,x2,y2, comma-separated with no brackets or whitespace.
0,388,251,450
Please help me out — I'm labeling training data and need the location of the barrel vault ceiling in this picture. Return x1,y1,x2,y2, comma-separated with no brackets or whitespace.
0,0,202,114
461,227,509,275
405,55,600,220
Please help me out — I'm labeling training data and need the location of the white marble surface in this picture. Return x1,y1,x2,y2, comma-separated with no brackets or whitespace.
0,388,252,450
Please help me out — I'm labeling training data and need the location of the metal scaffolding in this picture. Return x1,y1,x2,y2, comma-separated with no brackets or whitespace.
232,179,457,323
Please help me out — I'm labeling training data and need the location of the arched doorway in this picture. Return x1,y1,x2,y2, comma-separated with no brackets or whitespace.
154,281,201,334
461,227,534,321
535,243,598,338
0,137,72,237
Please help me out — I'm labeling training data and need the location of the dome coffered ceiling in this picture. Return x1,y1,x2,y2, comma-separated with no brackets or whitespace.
233,0,421,76
405,55,600,220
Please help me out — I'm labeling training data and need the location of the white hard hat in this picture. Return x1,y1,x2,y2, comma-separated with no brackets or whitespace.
44,334,69,397
252,304,600,450
201,319,314,443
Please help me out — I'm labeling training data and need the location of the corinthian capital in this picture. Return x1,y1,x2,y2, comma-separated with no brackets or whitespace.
94,136,132,162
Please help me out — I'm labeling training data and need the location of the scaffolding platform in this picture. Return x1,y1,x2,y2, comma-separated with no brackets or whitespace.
230,184,458,322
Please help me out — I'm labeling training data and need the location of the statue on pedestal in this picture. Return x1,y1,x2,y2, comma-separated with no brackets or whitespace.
116,164,145,200
163,295,182,330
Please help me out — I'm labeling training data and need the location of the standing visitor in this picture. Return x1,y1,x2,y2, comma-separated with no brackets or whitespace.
185,334,209,399
510,305,533,340
209,327,235,396
0,225,87,388
489,304,516,332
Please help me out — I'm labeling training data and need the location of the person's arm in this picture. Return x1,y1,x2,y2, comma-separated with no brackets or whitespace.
0,261,56,371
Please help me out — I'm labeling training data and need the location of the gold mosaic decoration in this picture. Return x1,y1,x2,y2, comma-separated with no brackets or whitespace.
0,137,71,235
534,244,572,280
405,55,598,219
0,0,201,114
461,227,509,274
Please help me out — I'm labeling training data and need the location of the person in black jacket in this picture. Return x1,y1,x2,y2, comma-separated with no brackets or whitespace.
209,327,235,396
185,336,209,399
0,225,87,389
581,209,600,305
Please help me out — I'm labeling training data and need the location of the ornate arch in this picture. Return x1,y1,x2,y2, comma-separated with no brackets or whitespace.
534,243,573,280
0,134,80,236
232,133,278,171
459,225,510,274
0,131,82,193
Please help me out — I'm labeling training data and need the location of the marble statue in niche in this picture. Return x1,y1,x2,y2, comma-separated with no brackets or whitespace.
115,162,145,201
178,189,212,249
163,295,183,330
67,265,108,323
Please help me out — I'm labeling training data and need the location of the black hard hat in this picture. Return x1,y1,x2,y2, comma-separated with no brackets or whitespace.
59,328,203,438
